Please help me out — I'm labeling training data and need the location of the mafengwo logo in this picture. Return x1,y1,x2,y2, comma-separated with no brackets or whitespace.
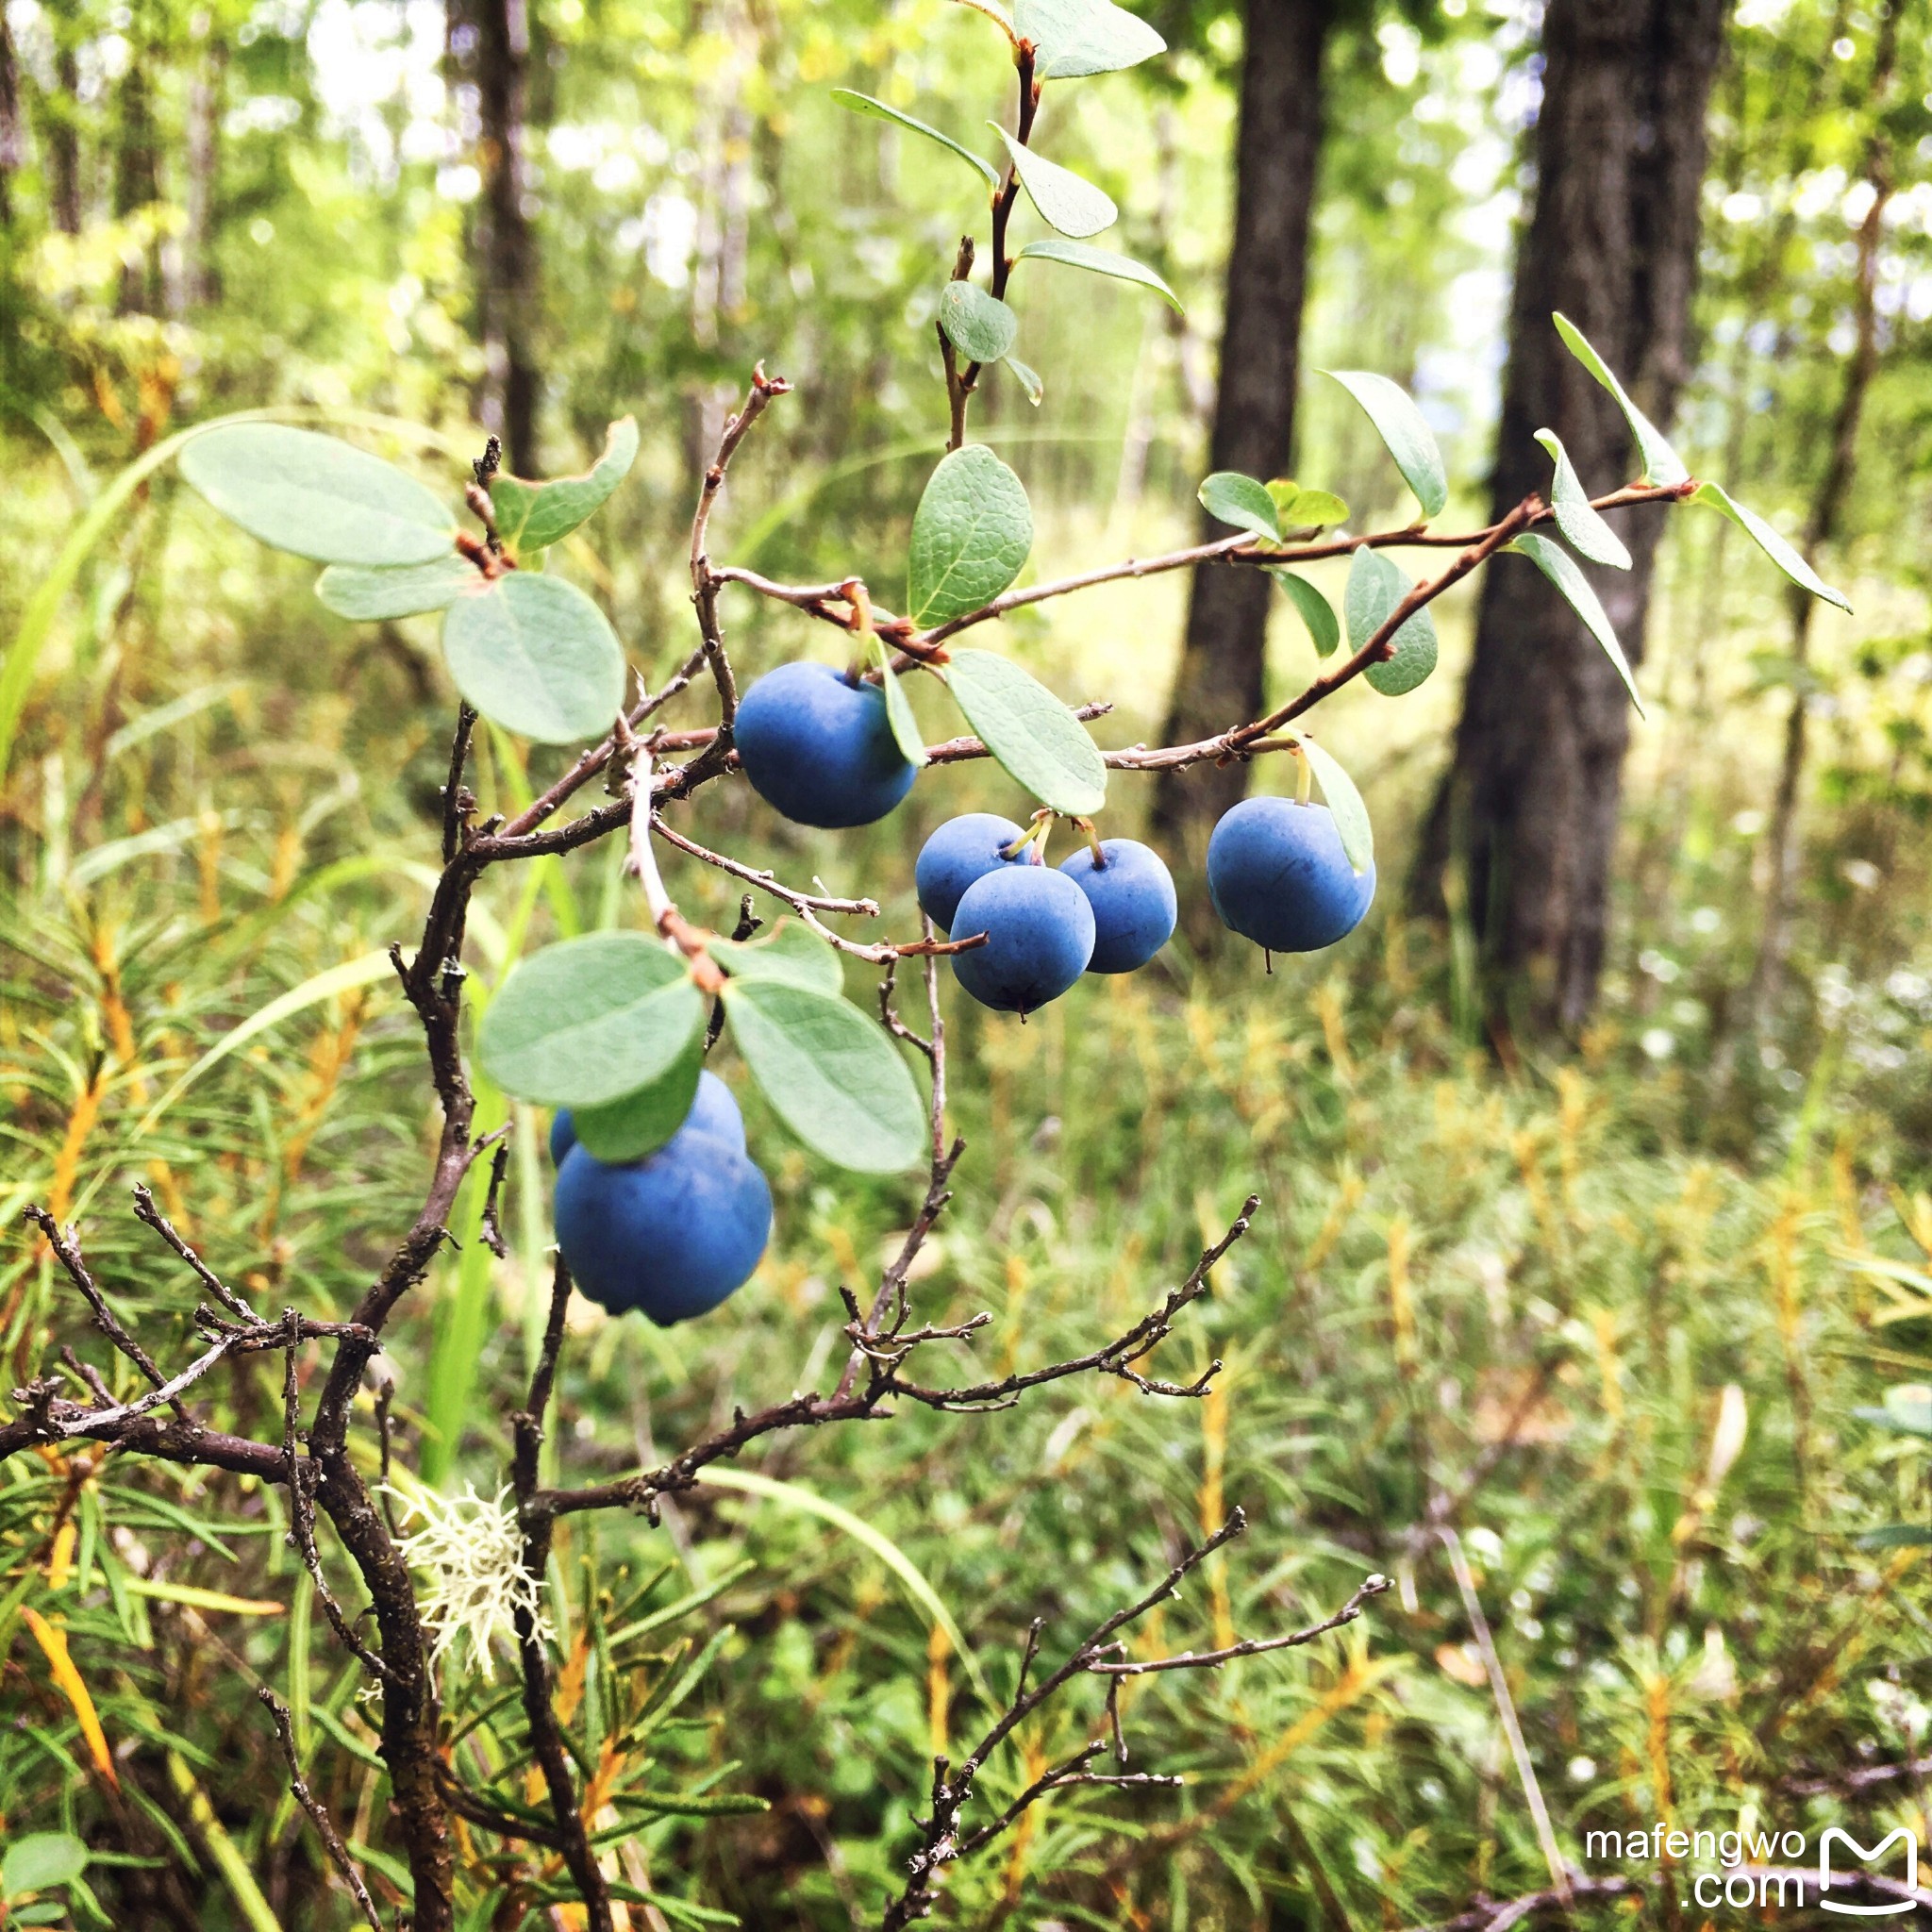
1583,1821,1922,1914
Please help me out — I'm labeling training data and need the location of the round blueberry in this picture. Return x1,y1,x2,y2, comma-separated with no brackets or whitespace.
734,660,916,828
949,864,1096,1015
554,1114,772,1325
1058,838,1177,974
1206,797,1375,955
915,812,1029,932
549,1070,744,1166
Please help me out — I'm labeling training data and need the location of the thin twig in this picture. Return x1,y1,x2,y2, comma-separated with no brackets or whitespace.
258,1688,385,1932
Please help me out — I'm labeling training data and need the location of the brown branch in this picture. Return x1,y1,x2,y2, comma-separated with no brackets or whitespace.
258,1688,384,1932
131,1184,261,1324
440,702,478,862
511,1257,613,1932
25,1208,180,1411
1088,1571,1391,1674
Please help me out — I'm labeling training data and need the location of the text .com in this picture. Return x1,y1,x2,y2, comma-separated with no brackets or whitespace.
1585,1824,1921,1915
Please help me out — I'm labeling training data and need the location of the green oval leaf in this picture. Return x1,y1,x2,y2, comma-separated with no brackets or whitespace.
1690,481,1851,614
866,633,930,769
938,281,1019,363
477,932,707,1108
831,90,1000,188
1508,531,1644,716
1324,371,1448,521
178,424,455,565
1269,569,1340,658
1268,481,1350,529
1004,355,1044,406
943,647,1107,814
1198,472,1279,542
316,554,483,621
571,1035,705,1164
1345,547,1438,696
1014,0,1165,78
489,417,640,557
1532,428,1631,570
2,1833,89,1902
991,126,1116,238
1551,312,1690,488
1014,238,1181,312
441,571,626,744
1291,736,1373,874
712,919,844,995
908,445,1034,628
722,980,925,1174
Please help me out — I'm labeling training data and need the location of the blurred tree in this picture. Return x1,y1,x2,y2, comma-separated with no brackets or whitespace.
1415,0,1729,1037
451,0,541,470
0,3,22,225
1151,0,1337,878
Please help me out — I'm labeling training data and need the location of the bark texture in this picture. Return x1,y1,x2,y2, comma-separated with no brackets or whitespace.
1152,0,1335,875
1415,0,1730,1034
454,0,541,471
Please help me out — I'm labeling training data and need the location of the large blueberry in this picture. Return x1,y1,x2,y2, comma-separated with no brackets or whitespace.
1058,839,1176,974
734,660,916,828
915,812,1028,932
550,1069,745,1166
553,1107,772,1325
949,864,1095,1015
1206,797,1376,955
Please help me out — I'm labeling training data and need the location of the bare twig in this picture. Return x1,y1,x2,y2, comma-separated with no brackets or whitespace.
258,1688,384,1932
132,1183,261,1324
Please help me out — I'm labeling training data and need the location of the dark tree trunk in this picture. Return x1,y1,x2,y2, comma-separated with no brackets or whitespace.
0,1,23,225
1414,0,1729,1036
181,8,225,308
44,0,82,235
113,8,162,314
1151,0,1334,882
455,0,541,471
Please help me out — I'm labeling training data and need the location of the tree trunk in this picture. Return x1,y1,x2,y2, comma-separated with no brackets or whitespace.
181,9,225,308
456,0,541,472
1413,0,1729,1036
113,8,162,314
44,0,82,235
1151,0,1334,882
0,0,23,226
1743,0,1897,1043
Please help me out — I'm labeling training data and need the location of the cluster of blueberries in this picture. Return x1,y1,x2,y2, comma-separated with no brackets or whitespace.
553,659,1375,1325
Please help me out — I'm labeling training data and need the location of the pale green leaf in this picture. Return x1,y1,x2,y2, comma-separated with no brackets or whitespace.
830,90,999,188
944,647,1107,814
1344,547,1438,696
1197,472,1279,541
1270,569,1340,658
711,919,845,994
991,125,1116,237
1013,0,1165,78
3,1833,88,1903
907,444,1034,627
1291,736,1373,874
1267,481,1350,529
938,281,1019,363
571,1035,706,1164
868,632,931,768
1324,371,1447,520
1003,355,1043,405
1691,481,1851,613
1509,532,1645,716
1014,238,1181,311
722,980,925,1173
477,932,707,1108
489,417,639,555
1533,428,1631,569
316,554,483,621
441,571,627,743
1551,312,1690,487
178,424,454,564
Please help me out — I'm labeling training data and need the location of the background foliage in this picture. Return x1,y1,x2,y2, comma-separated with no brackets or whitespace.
2,0,1932,1924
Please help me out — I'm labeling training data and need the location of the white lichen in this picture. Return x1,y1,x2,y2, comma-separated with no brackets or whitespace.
385,1482,549,1681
